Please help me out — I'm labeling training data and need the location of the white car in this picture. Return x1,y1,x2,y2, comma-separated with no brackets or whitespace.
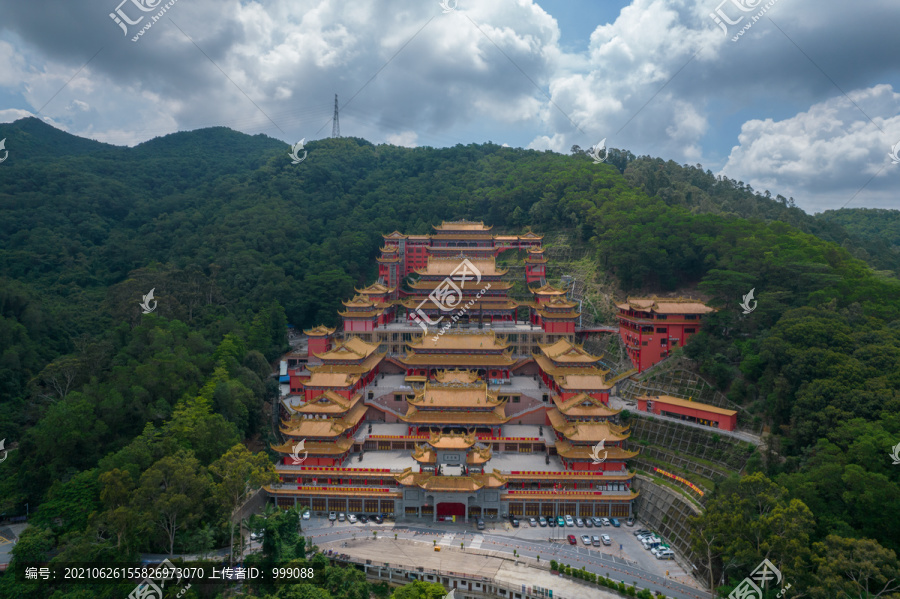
581,535,591,545
601,534,611,545
656,550,675,560
564,515,575,527
348,514,358,523
529,517,538,527
600,518,611,526
301,510,311,520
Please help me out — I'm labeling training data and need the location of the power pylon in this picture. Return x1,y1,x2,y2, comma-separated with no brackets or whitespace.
332,94,340,138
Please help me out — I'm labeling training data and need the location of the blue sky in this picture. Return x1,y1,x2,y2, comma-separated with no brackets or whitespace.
0,0,898,213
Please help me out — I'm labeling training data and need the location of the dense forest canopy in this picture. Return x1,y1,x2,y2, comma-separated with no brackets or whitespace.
0,117,899,598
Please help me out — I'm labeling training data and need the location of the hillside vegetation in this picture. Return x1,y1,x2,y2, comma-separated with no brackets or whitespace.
0,117,899,598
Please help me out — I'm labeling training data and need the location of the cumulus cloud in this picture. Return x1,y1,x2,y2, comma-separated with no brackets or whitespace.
721,85,900,212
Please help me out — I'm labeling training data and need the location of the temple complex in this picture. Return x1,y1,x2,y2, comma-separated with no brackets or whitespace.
269,220,641,522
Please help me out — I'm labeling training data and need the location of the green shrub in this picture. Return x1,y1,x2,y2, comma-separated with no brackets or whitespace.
627,585,637,596
550,560,558,571
618,582,627,592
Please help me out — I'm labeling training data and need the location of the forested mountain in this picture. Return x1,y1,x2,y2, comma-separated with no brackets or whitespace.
0,117,899,598
816,207,900,253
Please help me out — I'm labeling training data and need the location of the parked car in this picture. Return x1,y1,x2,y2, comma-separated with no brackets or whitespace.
301,510,311,521
347,514,357,524
250,531,262,541
338,513,346,522
358,514,368,523
600,518,611,526
581,535,591,545
642,537,662,550
575,518,584,527
651,545,670,557
584,519,593,528
567,535,577,545
633,529,650,536
477,519,485,530
557,517,566,527
547,518,556,528
591,517,603,527
538,517,548,527
564,515,574,527
591,535,601,546
601,534,612,546
328,512,337,521
610,518,621,527
626,517,635,527
373,515,383,524
656,550,675,560
510,518,519,527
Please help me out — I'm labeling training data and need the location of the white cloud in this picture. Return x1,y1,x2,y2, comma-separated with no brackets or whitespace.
0,108,35,123
721,85,900,212
385,131,418,147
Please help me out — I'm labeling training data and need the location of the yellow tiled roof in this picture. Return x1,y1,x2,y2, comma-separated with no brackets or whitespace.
414,257,507,277
408,280,512,291
538,339,601,363
303,325,335,336
433,220,491,231
407,331,508,352
314,337,380,361
617,297,714,315
399,352,516,367
308,352,384,375
531,283,567,295
280,402,367,438
400,406,510,425
428,430,477,449
636,395,737,416
554,438,639,460
558,374,613,391
434,369,481,384
552,393,621,417
271,437,354,456
287,391,360,415
401,298,519,312
304,372,359,388
547,409,630,442
408,382,503,408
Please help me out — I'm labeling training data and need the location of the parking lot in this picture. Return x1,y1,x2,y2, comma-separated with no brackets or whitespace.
304,512,698,592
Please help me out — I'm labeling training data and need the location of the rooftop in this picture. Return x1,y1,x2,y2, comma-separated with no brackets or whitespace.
617,297,714,315
638,394,738,416
407,331,509,352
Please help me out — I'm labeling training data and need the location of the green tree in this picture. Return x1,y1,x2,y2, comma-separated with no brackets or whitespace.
138,451,211,555
209,444,278,562
808,535,900,599
389,580,448,599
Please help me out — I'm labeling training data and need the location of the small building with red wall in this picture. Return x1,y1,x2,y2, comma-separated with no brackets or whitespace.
636,395,737,431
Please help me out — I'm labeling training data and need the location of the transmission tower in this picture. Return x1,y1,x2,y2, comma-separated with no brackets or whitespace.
331,94,340,138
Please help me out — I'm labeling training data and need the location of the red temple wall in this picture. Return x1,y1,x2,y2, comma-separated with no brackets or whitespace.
543,321,575,333
637,397,736,431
